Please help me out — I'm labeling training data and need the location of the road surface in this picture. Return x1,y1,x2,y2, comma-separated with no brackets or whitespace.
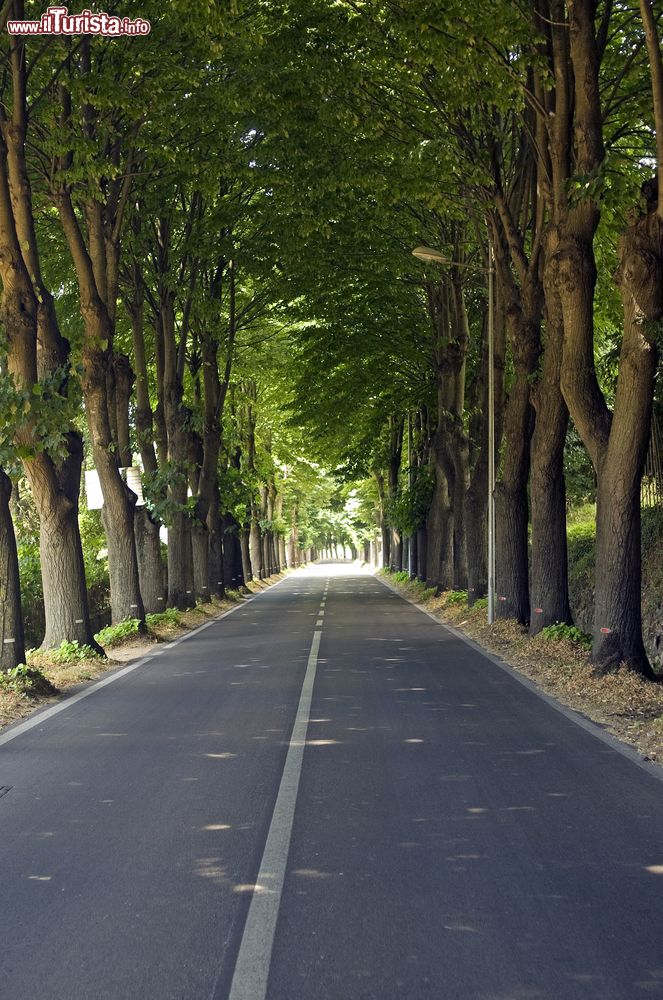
1,563,663,1000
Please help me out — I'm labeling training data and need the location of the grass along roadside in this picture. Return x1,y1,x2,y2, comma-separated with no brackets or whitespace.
380,569,663,767
0,572,289,732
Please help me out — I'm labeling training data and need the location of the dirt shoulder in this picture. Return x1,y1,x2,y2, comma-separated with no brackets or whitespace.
0,574,287,734
380,571,663,767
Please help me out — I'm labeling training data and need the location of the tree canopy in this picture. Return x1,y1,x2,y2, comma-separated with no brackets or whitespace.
0,0,662,677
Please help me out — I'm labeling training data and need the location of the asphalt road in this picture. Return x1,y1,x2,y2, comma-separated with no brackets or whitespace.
2,563,663,1000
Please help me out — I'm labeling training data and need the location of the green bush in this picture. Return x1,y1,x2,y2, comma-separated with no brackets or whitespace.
421,587,437,601
540,623,592,651
95,618,142,648
0,664,56,695
79,508,110,615
50,639,102,664
146,608,182,629
445,590,467,606
392,571,410,582
473,597,488,610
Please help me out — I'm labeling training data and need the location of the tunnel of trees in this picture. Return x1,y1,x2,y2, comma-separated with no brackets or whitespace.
0,0,662,679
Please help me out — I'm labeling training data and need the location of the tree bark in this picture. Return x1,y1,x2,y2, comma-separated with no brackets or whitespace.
209,485,225,597
426,449,453,591
134,507,166,614
588,211,663,676
493,233,540,624
278,534,288,571
158,287,195,611
193,259,236,602
222,513,245,589
240,530,253,584
416,525,427,582
288,506,298,568
249,517,263,580
423,266,470,593
530,243,572,634
494,376,533,623
0,469,25,670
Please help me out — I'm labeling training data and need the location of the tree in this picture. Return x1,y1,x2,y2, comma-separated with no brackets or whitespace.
0,466,24,669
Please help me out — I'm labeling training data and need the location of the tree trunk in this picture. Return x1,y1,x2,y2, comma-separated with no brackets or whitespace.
465,485,487,604
588,212,663,676
223,513,245,589
191,522,211,604
426,455,453,591
494,372,533,624
209,494,225,598
167,505,195,610
408,532,417,579
134,507,166,615
466,271,506,606
269,486,280,571
271,532,280,572
39,435,103,653
530,253,572,634
100,488,144,624
493,235,540,625
452,437,469,590
424,270,470,594
592,469,650,675
278,534,287,571
161,297,195,610
416,525,427,581
262,529,271,577
380,523,390,568
114,353,134,468
390,528,403,572
288,507,298,568
240,530,253,584
0,469,25,670
249,515,263,580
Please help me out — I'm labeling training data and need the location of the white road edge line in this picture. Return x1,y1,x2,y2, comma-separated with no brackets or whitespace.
0,571,299,749
227,629,322,1000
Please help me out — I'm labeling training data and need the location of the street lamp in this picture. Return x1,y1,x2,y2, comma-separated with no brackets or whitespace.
411,242,496,625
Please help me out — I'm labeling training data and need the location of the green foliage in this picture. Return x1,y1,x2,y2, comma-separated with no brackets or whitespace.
421,587,437,601
0,664,55,695
79,508,110,607
391,570,410,582
473,597,488,609
50,640,102,664
567,511,596,576
540,623,592,651
95,619,142,648
564,426,596,507
0,367,82,467
445,590,468,606
142,463,197,526
16,525,42,609
146,608,182,629
386,470,435,534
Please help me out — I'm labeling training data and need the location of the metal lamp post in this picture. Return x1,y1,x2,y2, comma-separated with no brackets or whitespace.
411,242,496,624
